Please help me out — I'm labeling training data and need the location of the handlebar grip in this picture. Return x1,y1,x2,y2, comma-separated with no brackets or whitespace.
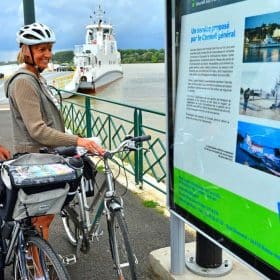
103,151,113,160
133,135,151,142
54,146,77,156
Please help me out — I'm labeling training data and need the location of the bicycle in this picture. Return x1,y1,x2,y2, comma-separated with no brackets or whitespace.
0,217,70,280
0,152,83,279
56,135,151,280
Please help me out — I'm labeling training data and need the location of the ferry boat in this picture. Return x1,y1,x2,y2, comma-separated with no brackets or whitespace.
64,5,123,97
238,130,280,176
248,34,280,49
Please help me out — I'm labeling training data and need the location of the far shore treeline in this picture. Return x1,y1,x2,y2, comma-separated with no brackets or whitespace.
0,49,165,66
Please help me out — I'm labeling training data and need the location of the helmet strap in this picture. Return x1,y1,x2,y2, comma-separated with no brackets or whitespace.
22,45,34,65
22,45,43,74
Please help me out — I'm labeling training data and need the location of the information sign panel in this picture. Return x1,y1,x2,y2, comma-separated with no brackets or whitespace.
172,0,280,277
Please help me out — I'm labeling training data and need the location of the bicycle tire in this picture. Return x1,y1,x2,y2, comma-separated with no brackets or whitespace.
61,176,104,252
61,179,93,249
14,235,70,280
107,210,137,280
61,194,81,246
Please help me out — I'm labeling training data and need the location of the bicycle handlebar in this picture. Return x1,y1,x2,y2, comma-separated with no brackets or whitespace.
130,135,151,142
53,146,77,157
52,135,151,159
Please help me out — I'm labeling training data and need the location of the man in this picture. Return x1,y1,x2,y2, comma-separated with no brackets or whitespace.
0,145,10,160
243,88,250,113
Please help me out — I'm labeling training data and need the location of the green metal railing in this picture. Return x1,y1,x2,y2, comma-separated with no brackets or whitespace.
56,89,167,194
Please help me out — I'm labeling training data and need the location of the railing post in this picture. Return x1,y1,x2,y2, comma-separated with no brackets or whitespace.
71,104,75,134
134,109,139,185
108,115,112,150
85,96,92,137
138,110,143,185
134,109,143,186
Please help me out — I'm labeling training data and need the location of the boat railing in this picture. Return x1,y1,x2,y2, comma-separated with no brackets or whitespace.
56,89,167,194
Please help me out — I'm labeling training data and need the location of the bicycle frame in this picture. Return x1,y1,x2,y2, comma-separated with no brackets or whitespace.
0,219,38,278
68,156,124,241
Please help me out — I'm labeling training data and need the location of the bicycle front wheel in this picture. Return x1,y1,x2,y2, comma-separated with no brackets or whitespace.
61,194,81,246
14,236,70,280
107,210,137,280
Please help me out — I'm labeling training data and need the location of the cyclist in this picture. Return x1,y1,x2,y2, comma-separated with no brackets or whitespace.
0,145,10,160
4,23,105,278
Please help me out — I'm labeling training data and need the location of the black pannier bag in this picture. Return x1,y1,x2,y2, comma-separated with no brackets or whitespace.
0,153,82,221
83,156,97,197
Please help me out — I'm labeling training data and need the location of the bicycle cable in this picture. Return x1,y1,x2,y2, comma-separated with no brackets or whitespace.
117,151,129,197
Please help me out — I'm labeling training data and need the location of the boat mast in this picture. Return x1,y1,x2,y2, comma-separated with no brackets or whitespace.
92,1,106,24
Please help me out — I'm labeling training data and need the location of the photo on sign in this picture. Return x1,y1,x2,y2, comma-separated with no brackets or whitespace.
235,121,280,177
243,11,280,63
240,69,280,120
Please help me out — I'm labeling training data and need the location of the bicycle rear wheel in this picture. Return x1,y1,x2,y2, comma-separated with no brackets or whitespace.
107,210,137,280
14,236,69,280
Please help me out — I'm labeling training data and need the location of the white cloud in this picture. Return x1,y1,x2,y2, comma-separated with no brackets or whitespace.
0,0,165,61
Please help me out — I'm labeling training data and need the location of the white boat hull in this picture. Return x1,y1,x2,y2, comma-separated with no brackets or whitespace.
63,5,123,98
78,70,123,91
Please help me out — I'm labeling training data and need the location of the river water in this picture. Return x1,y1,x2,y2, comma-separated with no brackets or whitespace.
90,63,165,112
1,63,166,136
1,63,166,112
70,63,166,132
243,46,280,63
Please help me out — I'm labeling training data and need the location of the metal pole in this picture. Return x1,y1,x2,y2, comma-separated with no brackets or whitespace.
170,212,185,274
186,232,232,277
196,232,222,268
23,0,36,24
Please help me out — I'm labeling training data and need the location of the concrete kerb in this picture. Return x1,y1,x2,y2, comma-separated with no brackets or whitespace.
0,104,10,111
148,242,263,280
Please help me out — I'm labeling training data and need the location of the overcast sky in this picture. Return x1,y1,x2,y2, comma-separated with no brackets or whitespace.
0,0,165,62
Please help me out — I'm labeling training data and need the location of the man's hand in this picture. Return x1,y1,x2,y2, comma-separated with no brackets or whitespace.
0,145,10,160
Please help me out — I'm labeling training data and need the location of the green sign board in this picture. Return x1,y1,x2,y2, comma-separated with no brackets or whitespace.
172,0,280,277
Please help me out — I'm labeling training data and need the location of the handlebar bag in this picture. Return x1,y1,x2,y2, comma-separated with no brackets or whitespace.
0,153,82,221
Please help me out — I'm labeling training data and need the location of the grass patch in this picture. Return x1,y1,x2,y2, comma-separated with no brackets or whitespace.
142,200,159,208
155,208,165,215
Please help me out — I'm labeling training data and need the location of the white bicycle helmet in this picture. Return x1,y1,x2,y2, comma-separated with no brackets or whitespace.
16,22,56,45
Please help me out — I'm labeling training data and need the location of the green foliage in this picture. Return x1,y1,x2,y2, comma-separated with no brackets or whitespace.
52,50,74,64
142,199,164,214
142,200,159,208
0,61,17,65
0,48,164,67
52,48,164,65
119,48,165,63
